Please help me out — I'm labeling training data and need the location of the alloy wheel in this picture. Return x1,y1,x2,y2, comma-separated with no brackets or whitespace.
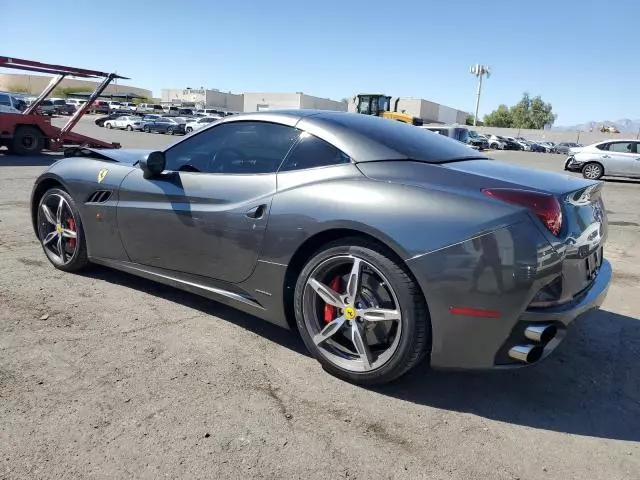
37,193,78,265
302,254,402,372
583,164,602,179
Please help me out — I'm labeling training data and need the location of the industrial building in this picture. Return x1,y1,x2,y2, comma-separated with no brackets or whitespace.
161,88,244,112
347,96,468,125
243,92,347,112
0,73,152,99
161,88,348,113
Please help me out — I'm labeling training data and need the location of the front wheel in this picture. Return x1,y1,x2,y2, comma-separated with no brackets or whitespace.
126,125,133,131
294,239,430,385
582,162,604,180
105,123,113,129
36,188,89,272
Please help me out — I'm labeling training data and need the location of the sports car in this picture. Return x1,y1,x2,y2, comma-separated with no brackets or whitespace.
29,110,612,385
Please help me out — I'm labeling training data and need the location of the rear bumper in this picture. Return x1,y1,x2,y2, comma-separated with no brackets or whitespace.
406,220,612,371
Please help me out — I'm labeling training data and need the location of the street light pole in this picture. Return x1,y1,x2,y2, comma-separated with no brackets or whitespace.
469,64,491,127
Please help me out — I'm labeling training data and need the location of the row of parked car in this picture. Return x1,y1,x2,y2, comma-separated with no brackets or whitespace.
468,131,582,154
95,111,225,135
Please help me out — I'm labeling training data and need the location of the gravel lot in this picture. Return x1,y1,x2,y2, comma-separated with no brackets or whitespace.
1,117,638,480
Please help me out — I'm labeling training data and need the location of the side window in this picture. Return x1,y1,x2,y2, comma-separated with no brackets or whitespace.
279,132,351,172
608,142,634,153
0,94,10,106
595,143,608,151
164,121,300,175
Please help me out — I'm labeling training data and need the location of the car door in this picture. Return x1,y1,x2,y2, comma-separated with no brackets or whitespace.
116,120,301,283
602,141,638,176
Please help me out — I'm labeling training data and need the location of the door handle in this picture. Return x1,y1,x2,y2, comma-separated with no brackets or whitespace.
601,155,610,159
245,204,266,219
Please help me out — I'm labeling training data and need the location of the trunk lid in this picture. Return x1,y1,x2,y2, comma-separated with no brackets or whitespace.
358,158,608,302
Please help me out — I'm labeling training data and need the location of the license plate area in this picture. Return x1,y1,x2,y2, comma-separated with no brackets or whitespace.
585,246,603,281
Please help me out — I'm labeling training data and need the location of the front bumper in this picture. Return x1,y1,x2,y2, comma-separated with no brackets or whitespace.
564,156,583,172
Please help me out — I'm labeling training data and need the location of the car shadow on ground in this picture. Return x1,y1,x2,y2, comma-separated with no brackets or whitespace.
78,266,639,441
603,177,640,184
80,265,310,357
0,152,62,167
373,308,640,442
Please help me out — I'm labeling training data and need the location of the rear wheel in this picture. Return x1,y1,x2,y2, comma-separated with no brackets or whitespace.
143,126,150,133
36,188,89,272
11,126,44,156
186,127,193,133
582,162,604,180
126,125,133,131
294,239,430,385
167,127,174,135
105,122,113,129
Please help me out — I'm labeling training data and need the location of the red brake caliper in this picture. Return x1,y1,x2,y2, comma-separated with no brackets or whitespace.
323,276,341,323
66,218,77,249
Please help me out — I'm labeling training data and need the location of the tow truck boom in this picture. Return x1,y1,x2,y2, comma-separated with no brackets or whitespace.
0,56,129,155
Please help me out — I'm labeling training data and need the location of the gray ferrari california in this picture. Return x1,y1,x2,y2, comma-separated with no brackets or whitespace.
30,110,611,385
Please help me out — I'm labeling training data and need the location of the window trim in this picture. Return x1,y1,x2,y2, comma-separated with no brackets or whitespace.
163,119,301,176
277,131,353,173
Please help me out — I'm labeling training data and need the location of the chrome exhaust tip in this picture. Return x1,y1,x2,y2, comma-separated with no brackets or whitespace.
508,344,544,364
524,324,558,344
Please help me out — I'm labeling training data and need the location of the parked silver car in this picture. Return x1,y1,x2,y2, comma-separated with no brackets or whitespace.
564,139,640,179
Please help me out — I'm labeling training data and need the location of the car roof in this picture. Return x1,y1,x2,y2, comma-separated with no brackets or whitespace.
215,110,483,163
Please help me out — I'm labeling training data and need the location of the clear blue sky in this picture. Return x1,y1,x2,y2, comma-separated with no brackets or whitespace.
3,0,637,125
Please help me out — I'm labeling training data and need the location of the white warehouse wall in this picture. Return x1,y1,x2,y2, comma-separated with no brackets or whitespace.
243,92,303,112
299,94,347,111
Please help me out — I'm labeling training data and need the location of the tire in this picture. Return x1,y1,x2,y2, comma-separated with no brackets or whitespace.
186,127,193,133
582,162,604,180
294,238,430,385
144,126,150,133
11,126,44,156
105,122,113,129
167,127,174,135
126,125,133,131
35,188,89,272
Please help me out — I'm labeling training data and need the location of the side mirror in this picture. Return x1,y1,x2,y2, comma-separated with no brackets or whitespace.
140,151,166,178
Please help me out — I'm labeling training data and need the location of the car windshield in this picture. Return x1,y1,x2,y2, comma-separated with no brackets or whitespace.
320,113,487,163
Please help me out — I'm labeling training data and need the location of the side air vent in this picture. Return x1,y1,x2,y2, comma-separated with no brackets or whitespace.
86,190,112,204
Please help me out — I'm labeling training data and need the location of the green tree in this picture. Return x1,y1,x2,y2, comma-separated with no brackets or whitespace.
6,84,31,94
465,114,483,126
484,93,557,129
483,104,513,127
528,94,557,129
53,86,90,98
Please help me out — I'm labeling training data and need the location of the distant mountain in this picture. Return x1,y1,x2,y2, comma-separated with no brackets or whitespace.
553,118,640,133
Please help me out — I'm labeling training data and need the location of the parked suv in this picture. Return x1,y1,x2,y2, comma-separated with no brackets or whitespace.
51,99,76,115
0,92,27,113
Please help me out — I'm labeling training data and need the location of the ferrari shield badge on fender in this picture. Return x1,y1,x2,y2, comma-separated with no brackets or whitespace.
97,168,108,183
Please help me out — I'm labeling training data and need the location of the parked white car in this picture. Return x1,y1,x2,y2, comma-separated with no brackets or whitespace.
185,116,222,133
486,135,507,149
104,115,144,131
564,139,640,179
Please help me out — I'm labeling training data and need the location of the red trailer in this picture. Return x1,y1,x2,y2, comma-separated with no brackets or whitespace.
0,56,127,156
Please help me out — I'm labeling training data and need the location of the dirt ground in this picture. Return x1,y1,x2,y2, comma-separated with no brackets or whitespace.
0,125,638,479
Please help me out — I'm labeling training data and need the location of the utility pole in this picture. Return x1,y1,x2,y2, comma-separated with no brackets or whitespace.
469,64,491,127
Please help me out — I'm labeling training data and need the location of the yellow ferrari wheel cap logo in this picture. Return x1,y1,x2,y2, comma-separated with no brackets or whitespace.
97,168,108,183
55,223,62,233
344,306,356,320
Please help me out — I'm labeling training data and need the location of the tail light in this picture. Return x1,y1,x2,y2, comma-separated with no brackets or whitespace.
482,188,562,236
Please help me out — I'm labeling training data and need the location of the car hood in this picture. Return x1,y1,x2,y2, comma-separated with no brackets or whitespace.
64,147,153,164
